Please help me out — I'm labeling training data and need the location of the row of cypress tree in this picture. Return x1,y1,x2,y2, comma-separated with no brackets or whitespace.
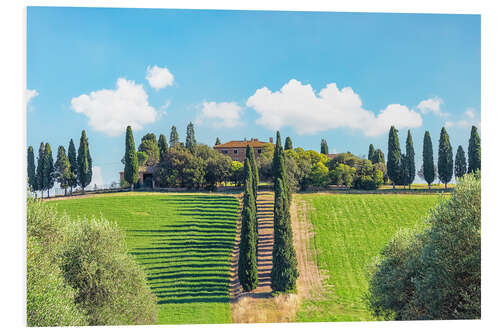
387,125,480,189
27,130,92,198
237,145,259,291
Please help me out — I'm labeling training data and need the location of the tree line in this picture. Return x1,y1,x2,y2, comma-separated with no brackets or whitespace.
27,130,92,198
386,125,480,189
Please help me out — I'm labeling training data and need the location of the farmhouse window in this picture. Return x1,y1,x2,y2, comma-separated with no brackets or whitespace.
222,150,228,154
234,149,238,154
257,149,262,153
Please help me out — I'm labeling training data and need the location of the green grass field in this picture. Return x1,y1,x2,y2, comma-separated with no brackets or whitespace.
295,193,445,322
47,193,239,325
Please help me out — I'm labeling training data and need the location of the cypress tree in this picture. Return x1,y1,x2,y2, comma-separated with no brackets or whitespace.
246,145,259,200
36,142,45,198
455,145,467,180
387,126,401,189
423,131,435,189
405,130,416,189
284,136,293,150
27,146,36,192
320,139,329,155
67,139,78,195
185,122,197,152
272,131,289,204
169,126,179,148
158,134,168,162
468,126,481,173
54,146,71,196
399,153,409,188
215,137,221,146
368,144,375,162
238,157,258,291
43,143,55,198
124,126,139,191
77,130,92,194
271,177,298,293
438,127,453,189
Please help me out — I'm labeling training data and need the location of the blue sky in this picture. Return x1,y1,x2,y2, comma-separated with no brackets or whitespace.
26,7,480,186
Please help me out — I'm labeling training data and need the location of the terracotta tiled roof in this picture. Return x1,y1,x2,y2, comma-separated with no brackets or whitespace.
326,153,338,159
214,140,269,149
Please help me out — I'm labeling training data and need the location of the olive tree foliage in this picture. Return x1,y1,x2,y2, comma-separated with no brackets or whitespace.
367,172,481,320
27,200,157,326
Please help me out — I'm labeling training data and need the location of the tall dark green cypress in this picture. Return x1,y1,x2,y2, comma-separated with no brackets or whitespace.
284,136,293,150
43,143,55,198
67,139,78,195
399,153,409,188
373,149,385,164
169,126,179,148
272,131,289,204
36,142,45,198
238,157,258,291
246,145,259,200
124,126,139,191
468,126,481,173
185,122,197,152
368,144,375,162
405,130,416,189
455,145,467,180
438,127,453,189
158,134,168,163
423,131,435,189
387,126,401,189
215,137,221,146
320,139,329,155
27,146,36,192
77,130,92,194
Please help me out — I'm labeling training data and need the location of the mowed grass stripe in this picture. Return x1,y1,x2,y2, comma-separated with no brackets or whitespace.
295,193,444,322
47,194,239,325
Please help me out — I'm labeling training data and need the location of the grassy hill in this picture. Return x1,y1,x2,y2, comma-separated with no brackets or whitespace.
294,193,445,322
48,193,239,325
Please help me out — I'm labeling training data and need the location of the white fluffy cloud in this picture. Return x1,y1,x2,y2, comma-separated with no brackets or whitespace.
417,97,445,116
26,89,39,110
146,65,174,90
89,166,103,188
71,78,158,136
449,107,480,129
195,101,243,128
246,79,422,137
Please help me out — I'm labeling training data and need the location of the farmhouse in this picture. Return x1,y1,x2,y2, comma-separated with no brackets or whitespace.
214,138,273,162
119,165,155,188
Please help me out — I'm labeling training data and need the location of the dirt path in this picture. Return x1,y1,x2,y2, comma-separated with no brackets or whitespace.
230,193,322,323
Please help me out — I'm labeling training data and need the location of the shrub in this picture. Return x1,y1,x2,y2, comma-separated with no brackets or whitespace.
367,172,481,320
26,200,158,326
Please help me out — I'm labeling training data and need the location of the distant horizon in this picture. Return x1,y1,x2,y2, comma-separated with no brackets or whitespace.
27,7,480,185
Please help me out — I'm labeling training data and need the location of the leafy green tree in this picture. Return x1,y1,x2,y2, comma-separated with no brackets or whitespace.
169,125,179,148
124,126,139,191
405,130,416,189
438,127,453,189
215,137,221,146
185,122,197,151
36,143,45,198
455,145,467,180
352,159,384,190
238,158,258,291
310,161,329,187
231,161,244,186
329,163,355,188
285,136,293,150
467,126,481,173
137,151,148,167
54,146,71,196
247,145,259,199
320,138,329,155
77,130,92,194
423,131,435,189
271,177,299,293
372,149,385,165
43,143,55,198
67,139,78,195
387,126,401,189
138,133,159,166
27,146,36,192
158,134,168,162
368,144,375,162
367,173,480,320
